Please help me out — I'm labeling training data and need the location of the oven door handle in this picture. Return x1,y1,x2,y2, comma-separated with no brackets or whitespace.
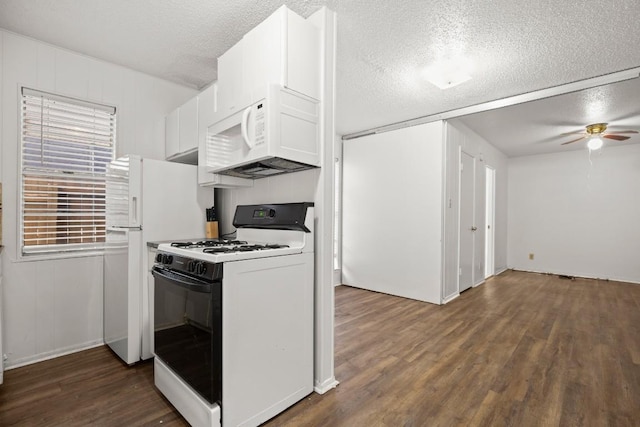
152,266,213,293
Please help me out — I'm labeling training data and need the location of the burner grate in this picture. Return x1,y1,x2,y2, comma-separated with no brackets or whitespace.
171,239,248,249
202,243,290,254
170,242,193,248
202,247,234,254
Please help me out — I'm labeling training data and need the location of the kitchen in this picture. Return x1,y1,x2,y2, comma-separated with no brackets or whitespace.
1,1,640,426
0,4,336,426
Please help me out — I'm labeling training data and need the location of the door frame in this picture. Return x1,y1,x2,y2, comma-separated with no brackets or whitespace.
458,149,476,292
484,165,496,278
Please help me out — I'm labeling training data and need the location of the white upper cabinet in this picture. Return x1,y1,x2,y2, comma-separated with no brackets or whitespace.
217,40,247,117
165,96,199,162
179,96,198,153
216,5,320,119
243,7,320,101
198,83,217,146
165,108,180,159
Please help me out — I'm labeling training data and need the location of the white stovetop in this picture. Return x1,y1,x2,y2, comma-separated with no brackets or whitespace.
157,241,304,263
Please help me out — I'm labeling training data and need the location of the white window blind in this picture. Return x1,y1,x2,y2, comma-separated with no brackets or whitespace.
20,87,116,254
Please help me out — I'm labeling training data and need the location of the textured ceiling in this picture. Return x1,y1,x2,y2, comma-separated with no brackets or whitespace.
454,77,640,157
1,0,640,147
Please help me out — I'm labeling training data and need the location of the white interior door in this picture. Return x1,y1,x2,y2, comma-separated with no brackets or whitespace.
485,166,496,278
459,151,475,292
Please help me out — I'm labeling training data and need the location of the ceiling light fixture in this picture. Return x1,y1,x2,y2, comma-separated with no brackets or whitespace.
587,135,603,150
423,57,473,90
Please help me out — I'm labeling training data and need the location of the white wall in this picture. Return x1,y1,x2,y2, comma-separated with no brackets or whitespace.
217,170,319,236
0,29,197,368
444,121,508,299
341,121,444,304
508,144,640,283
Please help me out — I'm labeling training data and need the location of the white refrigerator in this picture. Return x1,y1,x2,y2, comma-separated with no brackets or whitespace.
104,155,213,364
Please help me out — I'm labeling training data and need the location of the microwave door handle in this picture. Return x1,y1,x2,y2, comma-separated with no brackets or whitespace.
240,106,255,149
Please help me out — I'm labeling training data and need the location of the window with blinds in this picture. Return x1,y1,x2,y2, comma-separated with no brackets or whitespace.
20,87,116,254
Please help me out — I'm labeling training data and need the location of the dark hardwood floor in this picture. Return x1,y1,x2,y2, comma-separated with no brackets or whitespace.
1,270,639,426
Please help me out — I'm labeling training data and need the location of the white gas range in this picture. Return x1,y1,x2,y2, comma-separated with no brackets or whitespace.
152,203,314,427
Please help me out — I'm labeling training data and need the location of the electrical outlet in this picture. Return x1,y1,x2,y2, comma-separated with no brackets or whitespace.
529,253,534,260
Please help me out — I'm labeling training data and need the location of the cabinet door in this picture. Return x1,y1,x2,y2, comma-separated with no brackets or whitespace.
178,96,198,153
198,84,217,139
198,84,217,185
242,7,319,102
165,108,179,159
217,39,244,116
242,8,284,101
286,11,320,100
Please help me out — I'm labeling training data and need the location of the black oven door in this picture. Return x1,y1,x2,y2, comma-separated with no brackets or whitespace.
152,266,222,406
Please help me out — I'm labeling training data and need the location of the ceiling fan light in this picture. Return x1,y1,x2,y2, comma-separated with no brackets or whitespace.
587,136,603,150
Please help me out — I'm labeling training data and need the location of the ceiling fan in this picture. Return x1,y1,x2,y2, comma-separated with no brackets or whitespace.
561,123,638,148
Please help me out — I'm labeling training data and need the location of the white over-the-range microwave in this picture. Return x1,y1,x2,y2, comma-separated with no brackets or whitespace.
205,84,320,179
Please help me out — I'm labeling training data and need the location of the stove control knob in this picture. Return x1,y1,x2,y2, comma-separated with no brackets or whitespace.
160,254,173,265
186,260,196,272
195,262,207,275
155,253,163,263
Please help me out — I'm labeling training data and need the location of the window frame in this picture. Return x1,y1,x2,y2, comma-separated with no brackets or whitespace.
18,86,117,259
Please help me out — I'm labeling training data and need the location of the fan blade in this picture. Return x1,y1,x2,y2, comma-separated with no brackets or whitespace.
606,130,638,134
561,136,588,145
559,130,585,136
603,134,630,141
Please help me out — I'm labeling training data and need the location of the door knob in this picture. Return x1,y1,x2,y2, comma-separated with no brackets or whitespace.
471,226,477,231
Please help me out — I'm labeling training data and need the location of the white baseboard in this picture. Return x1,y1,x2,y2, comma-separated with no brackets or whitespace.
314,377,339,394
333,269,342,286
4,340,104,370
494,267,508,275
509,268,640,285
442,293,460,304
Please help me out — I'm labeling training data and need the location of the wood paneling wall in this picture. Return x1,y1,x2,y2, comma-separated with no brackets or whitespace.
0,29,197,368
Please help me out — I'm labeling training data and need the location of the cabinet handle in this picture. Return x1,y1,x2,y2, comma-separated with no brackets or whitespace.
471,226,477,231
